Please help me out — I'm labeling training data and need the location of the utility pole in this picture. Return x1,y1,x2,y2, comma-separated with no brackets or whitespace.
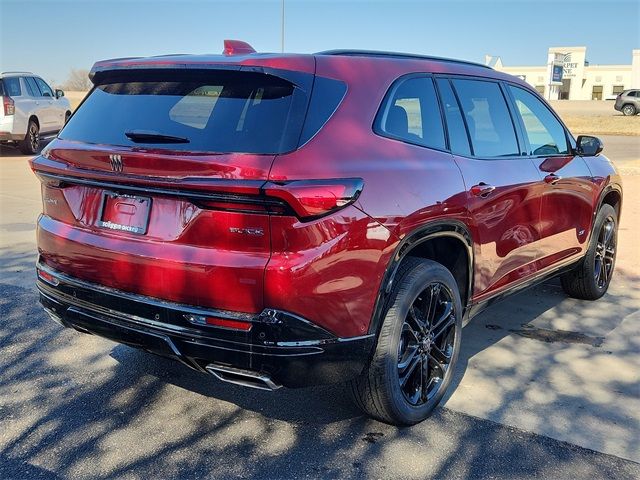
281,0,285,53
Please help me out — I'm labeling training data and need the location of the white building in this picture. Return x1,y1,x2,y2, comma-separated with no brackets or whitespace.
486,47,640,101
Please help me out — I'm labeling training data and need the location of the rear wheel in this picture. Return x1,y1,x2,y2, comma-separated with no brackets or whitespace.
561,204,617,300
19,119,40,155
622,104,637,116
350,258,462,425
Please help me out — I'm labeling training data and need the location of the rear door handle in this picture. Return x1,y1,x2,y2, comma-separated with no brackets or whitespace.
544,173,562,184
470,183,496,197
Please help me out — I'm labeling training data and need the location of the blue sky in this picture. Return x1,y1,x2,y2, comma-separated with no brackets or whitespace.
1,0,638,85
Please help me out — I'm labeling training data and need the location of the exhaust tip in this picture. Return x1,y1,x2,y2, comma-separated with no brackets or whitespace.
206,364,281,391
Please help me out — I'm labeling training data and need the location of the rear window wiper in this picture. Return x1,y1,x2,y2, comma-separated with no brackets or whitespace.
125,130,190,144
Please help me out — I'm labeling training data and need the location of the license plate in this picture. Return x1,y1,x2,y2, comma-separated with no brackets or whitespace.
98,192,151,235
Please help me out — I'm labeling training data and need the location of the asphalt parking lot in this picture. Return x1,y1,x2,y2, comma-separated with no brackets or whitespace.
1,139,639,479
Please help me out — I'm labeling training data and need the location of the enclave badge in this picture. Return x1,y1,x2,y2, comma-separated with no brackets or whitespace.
109,154,123,172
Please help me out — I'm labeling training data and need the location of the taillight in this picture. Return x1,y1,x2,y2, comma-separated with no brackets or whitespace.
263,178,364,219
2,96,15,115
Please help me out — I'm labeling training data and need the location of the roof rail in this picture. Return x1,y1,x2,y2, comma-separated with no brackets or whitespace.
1,71,34,76
316,50,492,70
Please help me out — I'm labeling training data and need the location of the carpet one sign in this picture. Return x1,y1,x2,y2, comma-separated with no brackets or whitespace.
552,47,587,80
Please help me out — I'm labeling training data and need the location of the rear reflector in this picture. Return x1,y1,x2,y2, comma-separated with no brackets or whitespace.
37,268,60,286
263,178,364,219
184,314,252,331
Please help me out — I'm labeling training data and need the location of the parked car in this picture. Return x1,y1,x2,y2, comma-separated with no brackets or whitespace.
614,89,640,115
0,72,72,154
31,41,622,425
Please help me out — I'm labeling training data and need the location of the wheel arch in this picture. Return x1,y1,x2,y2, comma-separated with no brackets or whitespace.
597,183,622,221
368,219,474,336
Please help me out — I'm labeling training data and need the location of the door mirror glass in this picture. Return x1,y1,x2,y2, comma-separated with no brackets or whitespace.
55,89,65,99
575,135,603,156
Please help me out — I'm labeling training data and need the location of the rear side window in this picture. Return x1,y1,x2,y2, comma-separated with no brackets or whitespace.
375,76,446,150
59,70,309,154
508,85,569,156
1,77,22,97
452,79,519,157
435,78,471,156
25,77,41,96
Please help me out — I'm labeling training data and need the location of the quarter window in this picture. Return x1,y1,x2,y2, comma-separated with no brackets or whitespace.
451,79,519,157
508,85,569,156
2,77,22,97
376,76,446,150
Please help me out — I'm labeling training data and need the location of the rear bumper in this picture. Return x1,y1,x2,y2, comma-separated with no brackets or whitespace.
36,262,374,388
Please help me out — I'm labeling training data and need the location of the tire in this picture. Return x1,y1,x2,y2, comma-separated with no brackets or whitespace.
19,119,40,155
350,257,462,425
560,204,618,300
622,104,636,116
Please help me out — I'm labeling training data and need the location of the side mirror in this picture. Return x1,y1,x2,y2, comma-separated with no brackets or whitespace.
575,135,604,156
55,89,65,99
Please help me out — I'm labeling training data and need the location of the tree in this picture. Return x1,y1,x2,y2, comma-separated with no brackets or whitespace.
62,69,92,91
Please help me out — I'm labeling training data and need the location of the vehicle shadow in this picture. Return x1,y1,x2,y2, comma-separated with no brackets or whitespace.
1,245,639,478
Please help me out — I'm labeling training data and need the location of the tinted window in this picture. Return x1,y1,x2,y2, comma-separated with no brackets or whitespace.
508,85,569,156
376,76,445,150
34,77,54,97
628,91,638,97
25,77,41,96
299,77,347,145
2,77,22,96
59,70,308,154
452,79,519,157
435,78,471,156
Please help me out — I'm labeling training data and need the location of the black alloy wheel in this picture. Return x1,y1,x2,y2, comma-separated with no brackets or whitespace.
397,282,457,406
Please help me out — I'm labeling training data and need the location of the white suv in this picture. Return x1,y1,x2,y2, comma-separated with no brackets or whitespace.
1,72,72,154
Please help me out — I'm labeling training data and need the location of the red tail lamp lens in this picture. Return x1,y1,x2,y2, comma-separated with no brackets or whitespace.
3,96,15,116
263,178,363,219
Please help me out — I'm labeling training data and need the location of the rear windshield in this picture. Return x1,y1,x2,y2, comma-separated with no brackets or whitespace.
59,70,309,154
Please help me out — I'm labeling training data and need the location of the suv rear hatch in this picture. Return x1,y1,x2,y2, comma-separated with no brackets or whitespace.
32,59,326,314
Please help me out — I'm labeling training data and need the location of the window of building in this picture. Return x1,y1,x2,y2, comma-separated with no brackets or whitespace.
376,76,446,150
508,85,569,156
451,79,519,157
535,85,545,95
612,85,624,95
435,78,471,156
592,85,603,100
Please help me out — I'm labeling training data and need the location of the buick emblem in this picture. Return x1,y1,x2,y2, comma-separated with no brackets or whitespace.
109,154,123,172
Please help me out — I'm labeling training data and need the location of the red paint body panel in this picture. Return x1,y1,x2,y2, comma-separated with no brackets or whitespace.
32,50,622,341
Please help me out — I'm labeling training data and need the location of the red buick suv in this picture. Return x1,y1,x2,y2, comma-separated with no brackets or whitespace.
32,40,622,425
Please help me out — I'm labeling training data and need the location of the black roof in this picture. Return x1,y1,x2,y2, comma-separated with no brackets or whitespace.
316,49,492,70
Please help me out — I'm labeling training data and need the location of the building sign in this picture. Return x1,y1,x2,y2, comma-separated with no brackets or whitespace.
552,64,563,82
563,53,579,78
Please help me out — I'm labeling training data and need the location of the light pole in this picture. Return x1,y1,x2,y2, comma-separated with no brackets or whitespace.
281,0,285,53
